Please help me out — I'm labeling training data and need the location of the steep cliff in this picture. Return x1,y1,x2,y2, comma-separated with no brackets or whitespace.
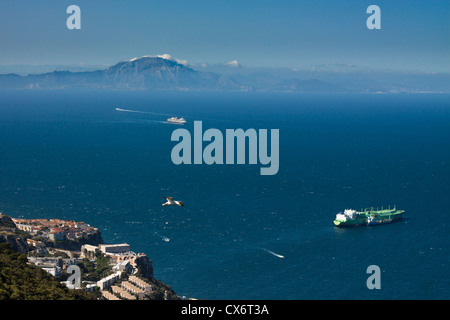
0,214,29,254
134,253,178,300
0,234,29,255
134,253,154,279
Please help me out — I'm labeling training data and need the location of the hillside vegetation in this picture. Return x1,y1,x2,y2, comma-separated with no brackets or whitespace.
0,243,96,300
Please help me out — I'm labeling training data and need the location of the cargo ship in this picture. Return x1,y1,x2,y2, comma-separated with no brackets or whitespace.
364,207,404,226
333,206,404,227
333,209,367,227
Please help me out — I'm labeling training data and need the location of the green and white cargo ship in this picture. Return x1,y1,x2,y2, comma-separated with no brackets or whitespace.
333,206,404,227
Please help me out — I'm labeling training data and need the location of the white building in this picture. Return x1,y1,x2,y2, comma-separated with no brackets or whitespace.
112,260,131,273
99,243,131,254
85,283,97,292
97,271,122,290
48,230,65,241
15,224,41,233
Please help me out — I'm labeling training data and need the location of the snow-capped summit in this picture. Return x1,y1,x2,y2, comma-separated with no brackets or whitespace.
127,54,188,66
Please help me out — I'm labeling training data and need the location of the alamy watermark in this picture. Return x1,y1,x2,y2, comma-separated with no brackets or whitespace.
65,4,380,31
67,265,81,288
366,5,381,30
170,121,279,175
366,265,381,290
66,5,81,30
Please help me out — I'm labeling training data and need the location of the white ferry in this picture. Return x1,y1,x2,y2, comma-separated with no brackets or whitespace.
167,116,186,124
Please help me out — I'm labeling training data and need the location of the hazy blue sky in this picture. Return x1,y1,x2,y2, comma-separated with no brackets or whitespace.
0,0,449,72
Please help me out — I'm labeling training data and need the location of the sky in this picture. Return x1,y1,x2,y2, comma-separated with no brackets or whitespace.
0,0,449,72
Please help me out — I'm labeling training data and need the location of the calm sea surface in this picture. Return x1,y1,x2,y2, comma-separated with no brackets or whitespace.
0,90,448,299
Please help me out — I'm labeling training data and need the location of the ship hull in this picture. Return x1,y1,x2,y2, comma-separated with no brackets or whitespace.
366,212,403,226
333,216,366,227
167,120,186,124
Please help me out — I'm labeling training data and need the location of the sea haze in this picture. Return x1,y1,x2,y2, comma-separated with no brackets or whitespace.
0,90,448,299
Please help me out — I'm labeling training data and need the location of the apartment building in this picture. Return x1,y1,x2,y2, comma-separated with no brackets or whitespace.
111,285,136,300
97,271,122,290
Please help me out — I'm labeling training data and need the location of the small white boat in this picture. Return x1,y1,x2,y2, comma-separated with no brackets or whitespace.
167,116,186,124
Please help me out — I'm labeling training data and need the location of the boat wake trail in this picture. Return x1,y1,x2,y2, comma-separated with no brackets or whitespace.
155,232,170,242
261,248,285,259
115,107,172,117
115,107,145,113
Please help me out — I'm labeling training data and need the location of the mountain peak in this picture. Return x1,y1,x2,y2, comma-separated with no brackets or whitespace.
125,54,188,66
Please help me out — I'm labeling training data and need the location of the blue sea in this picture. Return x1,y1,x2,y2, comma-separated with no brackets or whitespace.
0,90,448,299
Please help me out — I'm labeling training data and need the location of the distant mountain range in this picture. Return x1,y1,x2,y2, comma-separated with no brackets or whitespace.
0,55,449,93
0,56,241,91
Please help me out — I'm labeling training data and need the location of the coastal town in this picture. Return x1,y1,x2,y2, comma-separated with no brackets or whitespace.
0,214,177,300
12,217,99,242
